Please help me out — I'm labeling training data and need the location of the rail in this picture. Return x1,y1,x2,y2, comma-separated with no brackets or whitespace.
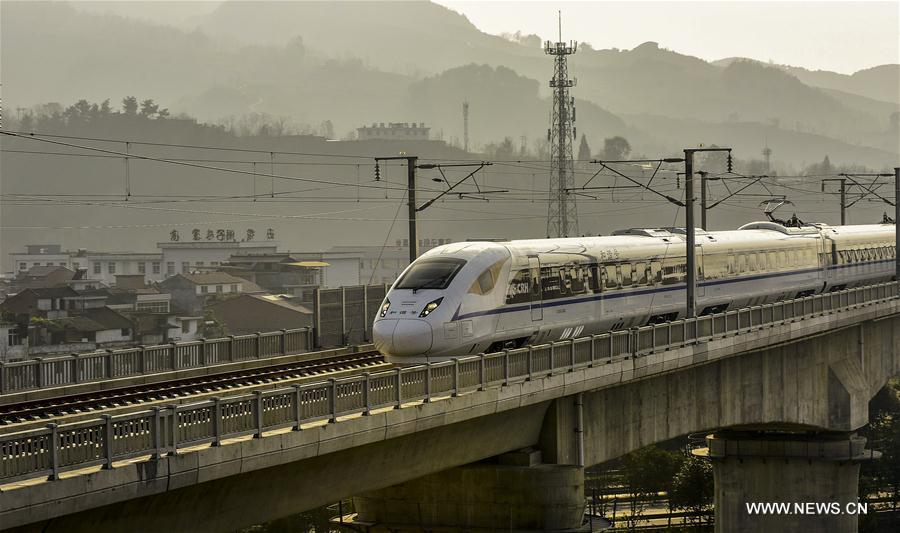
1,282,897,485
0,328,314,395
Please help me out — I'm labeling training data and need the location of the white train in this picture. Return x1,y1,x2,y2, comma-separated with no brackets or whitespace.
373,222,897,363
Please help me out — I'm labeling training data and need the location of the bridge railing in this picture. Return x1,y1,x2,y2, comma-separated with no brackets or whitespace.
0,328,314,395
1,282,897,485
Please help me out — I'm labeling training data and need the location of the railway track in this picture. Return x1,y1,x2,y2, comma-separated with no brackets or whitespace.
0,351,386,426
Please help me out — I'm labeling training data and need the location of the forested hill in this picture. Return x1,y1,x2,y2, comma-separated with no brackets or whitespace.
1,0,897,168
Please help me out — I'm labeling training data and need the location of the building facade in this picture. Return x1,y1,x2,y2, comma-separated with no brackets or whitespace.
356,122,430,141
8,241,280,286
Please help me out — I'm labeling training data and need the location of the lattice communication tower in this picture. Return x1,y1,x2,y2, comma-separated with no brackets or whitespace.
545,20,578,237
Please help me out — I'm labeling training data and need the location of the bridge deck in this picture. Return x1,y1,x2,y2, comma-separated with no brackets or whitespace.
1,282,898,530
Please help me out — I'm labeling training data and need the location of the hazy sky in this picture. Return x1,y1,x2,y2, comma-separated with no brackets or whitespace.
436,0,899,74
52,0,900,74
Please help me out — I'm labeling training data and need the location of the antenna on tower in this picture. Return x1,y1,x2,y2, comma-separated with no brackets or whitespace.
544,12,579,237
762,139,773,173
462,100,469,153
558,10,562,41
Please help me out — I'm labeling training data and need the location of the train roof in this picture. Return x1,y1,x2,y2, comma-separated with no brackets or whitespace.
424,222,895,260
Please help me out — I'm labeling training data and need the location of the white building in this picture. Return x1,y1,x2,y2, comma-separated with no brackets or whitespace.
8,241,280,286
9,245,76,272
0,322,26,361
356,122,430,141
158,241,279,278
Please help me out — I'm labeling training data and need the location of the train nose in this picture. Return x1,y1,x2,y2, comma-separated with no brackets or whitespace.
373,319,433,356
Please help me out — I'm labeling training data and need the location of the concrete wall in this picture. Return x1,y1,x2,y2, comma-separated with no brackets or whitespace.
580,317,900,465
354,463,585,531
6,402,551,533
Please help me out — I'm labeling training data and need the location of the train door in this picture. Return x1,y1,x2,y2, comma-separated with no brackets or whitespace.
529,256,543,321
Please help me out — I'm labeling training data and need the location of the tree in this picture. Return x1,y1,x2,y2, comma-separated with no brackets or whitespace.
122,96,138,115
669,455,714,525
140,99,159,117
804,155,834,176
484,137,515,159
860,381,900,510
320,120,334,139
889,111,899,134
19,113,34,131
620,446,684,528
601,136,631,160
577,134,591,166
532,137,550,160
64,99,92,122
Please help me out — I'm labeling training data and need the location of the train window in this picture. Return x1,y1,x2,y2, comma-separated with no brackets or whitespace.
778,251,786,267
650,261,662,283
747,253,758,272
727,254,735,274
620,264,633,287
737,254,747,273
603,265,619,290
634,262,648,285
469,258,507,295
767,252,777,270
471,269,495,295
396,258,466,290
758,252,767,270
661,258,685,284
704,254,727,279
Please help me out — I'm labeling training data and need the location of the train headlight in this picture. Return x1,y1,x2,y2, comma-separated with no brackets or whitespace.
419,297,443,318
379,299,391,317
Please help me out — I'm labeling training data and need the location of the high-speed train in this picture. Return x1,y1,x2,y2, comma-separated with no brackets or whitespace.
373,222,896,363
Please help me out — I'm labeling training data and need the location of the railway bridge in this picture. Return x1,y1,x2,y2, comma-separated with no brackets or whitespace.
2,283,900,532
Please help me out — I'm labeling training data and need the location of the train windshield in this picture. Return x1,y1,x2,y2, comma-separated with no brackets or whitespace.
396,258,467,291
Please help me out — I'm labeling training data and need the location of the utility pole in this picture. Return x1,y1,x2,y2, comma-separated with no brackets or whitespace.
841,179,847,225
685,153,697,318
407,157,418,263
822,177,848,225
462,101,469,153
684,147,732,318
895,167,899,280
374,157,493,265
698,171,709,230
374,156,419,264
544,12,578,237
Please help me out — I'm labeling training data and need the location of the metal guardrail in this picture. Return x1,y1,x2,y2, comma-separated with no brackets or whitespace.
0,328,314,395
0,282,897,485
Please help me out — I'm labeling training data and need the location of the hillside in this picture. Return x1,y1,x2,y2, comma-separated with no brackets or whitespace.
1,0,896,168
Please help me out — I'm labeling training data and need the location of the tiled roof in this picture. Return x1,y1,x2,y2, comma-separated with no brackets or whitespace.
80,307,134,330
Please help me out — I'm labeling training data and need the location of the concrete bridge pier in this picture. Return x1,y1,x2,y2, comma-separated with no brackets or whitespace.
353,449,586,531
701,430,879,533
